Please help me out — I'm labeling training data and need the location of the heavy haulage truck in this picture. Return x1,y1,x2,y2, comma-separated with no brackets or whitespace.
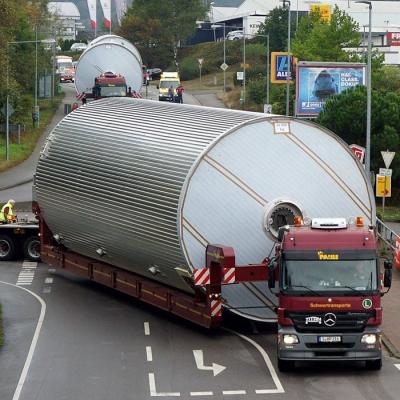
29,98,391,371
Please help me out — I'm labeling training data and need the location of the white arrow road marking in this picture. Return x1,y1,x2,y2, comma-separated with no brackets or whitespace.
193,350,226,377
395,364,400,371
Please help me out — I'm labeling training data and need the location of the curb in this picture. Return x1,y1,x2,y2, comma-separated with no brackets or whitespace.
382,333,400,359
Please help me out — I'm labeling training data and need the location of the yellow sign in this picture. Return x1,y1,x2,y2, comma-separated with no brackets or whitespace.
240,63,250,68
310,4,331,22
310,303,351,309
317,251,339,261
271,52,298,84
376,175,392,197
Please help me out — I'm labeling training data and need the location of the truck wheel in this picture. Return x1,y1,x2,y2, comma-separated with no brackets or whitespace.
0,235,16,261
277,358,294,372
23,236,41,262
365,359,382,370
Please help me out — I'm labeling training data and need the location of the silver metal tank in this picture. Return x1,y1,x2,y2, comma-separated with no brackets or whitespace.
35,98,375,321
75,35,142,95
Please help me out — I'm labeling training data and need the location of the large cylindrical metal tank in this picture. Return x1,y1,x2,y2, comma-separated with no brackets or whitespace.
74,35,142,95
35,98,375,321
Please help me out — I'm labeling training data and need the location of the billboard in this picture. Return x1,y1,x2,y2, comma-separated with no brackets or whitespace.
310,4,331,22
387,32,400,46
271,52,298,84
296,63,365,116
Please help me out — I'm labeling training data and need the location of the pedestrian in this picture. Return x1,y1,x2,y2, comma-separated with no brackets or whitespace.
168,86,174,102
127,86,132,97
0,199,16,224
176,84,184,104
81,92,87,105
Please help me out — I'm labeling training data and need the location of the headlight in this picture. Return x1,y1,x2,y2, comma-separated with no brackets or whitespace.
283,334,299,345
361,334,377,344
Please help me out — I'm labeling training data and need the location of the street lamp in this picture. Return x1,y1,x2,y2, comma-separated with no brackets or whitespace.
281,0,291,116
356,1,372,180
211,23,226,92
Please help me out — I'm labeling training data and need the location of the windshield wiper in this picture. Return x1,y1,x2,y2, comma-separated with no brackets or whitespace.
340,286,367,295
289,285,321,296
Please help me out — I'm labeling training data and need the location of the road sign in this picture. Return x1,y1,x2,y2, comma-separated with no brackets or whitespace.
376,175,391,197
1,103,15,116
198,58,204,65
236,71,244,80
349,144,365,163
381,150,395,168
220,62,228,71
264,104,272,114
379,168,392,176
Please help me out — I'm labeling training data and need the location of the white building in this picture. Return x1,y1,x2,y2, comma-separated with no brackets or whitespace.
48,2,81,40
210,0,400,64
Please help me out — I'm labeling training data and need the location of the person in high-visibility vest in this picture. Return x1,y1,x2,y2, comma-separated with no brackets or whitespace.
0,199,16,224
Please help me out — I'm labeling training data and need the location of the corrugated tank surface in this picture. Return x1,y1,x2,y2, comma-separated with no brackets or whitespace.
35,98,261,293
35,98,375,321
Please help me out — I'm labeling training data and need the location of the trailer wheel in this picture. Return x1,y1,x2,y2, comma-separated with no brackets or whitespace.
0,235,16,261
23,236,41,262
277,358,294,372
365,358,382,370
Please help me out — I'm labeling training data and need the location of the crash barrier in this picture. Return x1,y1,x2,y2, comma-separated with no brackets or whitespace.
377,218,400,270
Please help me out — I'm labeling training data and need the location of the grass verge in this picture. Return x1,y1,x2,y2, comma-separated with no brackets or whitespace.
377,206,400,223
0,93,64,172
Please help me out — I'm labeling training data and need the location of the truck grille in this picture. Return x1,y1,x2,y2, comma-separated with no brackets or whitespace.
287,311,374,333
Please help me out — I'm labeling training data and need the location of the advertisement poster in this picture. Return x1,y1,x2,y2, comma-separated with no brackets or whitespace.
271,52,297,84
296,63,365,116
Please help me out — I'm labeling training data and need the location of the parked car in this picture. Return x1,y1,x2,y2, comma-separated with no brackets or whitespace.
226,30,244,40
70,43,88,52
147,68,163,80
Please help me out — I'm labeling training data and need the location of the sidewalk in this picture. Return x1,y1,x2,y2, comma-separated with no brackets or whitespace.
381,222,400,357
0,84,77,192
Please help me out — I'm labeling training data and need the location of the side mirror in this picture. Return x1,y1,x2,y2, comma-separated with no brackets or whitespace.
268,261,277,289
383,268,392,288
384,260,393,270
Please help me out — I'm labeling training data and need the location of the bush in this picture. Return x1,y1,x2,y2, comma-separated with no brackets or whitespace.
179,58,200,81
248,79,266,105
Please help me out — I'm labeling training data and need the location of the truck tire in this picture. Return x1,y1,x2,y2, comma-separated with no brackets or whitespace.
0,234,16,261
23,236,41,262
365,358,382,370
277,358,294,372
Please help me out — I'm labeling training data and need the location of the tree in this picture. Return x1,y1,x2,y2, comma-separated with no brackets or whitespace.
118,0,207,69
318,86,400,202
258,7,297,52
292,6,360,61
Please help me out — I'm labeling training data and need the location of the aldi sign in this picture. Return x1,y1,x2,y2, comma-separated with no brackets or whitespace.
271,52,297,84
387,32,400,46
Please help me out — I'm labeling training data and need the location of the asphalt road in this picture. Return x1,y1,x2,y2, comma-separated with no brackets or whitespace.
1,260,400,400
1,84,400,400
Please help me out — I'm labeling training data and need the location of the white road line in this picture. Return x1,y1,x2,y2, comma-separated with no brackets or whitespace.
148,373,180,397
394,364,400,370
19,273,35,277
0,281,46,400
144,322,150,336
45,278,53,284
146,346,153,362
42,287,51,294
17,283,33,286
190,392,213,396
48,268,56,273
22,261,37,268
224,328,285,394
222,390,247,395
256,389,284,394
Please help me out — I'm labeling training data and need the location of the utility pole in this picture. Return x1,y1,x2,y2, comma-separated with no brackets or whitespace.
283,0,291,116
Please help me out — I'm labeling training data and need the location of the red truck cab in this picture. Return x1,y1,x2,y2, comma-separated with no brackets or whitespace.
275,217,392,371
92,72,127,99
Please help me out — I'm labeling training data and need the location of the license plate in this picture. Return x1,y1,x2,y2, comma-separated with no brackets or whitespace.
318,336,342,343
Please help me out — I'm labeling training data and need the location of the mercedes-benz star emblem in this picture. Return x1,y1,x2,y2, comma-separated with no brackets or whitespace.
323,313,337,327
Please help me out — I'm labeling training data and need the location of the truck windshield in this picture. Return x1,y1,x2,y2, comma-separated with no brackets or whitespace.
98,86,127,97
282,259,378,294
